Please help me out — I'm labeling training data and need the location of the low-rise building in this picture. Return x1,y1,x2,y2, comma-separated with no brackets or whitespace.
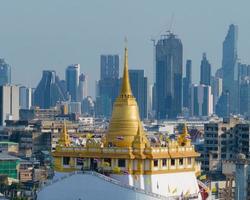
0,153,20,180
201,117,250,177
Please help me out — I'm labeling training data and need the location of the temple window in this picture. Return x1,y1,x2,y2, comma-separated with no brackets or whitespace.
162,159,167,167
153,159,158,167
118,159,126,167
179,158,184,165
187,157,192,165
171,159,175,166
63,157,70,165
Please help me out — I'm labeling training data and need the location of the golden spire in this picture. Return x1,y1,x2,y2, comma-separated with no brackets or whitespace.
58,121,71,147
132,121,149,150
120,46,132,96
105,46,144,147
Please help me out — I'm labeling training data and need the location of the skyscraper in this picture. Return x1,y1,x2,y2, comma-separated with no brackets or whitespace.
212,77,223,110
0,59,11,85
129,69,148,119
183,59,192,109
0,85,19,126
34,70,67,109
239,78,250,118
78,73,88,102
66,64,80,102
97,55,120,118
222,24,238,113
215,91,230,118
19,86,32,109
100,55,119,80
155,33,183,119
190,84,213,117
200,53,211,86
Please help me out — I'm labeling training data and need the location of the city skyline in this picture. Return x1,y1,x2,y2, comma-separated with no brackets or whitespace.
1,0,250,97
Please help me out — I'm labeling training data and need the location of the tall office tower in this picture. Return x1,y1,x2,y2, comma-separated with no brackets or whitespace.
148,84,153,116
200,53,211,85
215,68,223,79
239,78,250,117
68,102,81,115
152,83,157,113
190,84,213,117
95,95,112,117
0,85,19,126
215,91,230,118
34,71,67,109
222,24,238,113
212,77,223,110
97,55,120,118
19,86,32,109
183,60,192,109
78,73,88,102
155,33,183,119
0,59,11,85
100,55,119,80
238,63,250,81
128,69,148,119
66,64,80,102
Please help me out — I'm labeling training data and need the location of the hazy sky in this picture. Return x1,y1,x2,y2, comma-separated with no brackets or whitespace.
0,0,250,97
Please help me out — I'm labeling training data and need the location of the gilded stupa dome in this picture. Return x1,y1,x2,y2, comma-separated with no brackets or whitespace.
105,47,145,147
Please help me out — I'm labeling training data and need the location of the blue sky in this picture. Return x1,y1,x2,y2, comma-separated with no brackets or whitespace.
0,0,250,97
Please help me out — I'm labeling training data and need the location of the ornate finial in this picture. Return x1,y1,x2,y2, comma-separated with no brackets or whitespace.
124,36,128,48
58,120,71,147
120,43,132,95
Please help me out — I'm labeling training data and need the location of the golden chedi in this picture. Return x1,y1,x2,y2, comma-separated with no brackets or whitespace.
105,47,142,148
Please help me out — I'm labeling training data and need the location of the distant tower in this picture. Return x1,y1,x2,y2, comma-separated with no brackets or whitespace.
19,86,32,109
183,59,192,109
100,55,119,80
34,71,67,109
0,85,19,126
191,84,213,117
97,55,120,118
215,91,230,118
66,64,80,102
222,24,238,113
78,73,88,102
200,53,211,86
0,59,11,85
129,69,148,119
155,33,183,119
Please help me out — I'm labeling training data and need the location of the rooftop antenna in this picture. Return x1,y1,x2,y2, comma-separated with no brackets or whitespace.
124,36,128,48
168,13,175,34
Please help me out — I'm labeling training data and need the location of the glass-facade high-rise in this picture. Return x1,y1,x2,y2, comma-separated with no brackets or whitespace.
34,71,67,109
222,24,238,113
155,33,183,119
100,55,119,80
129,69,148,119
183,60,192,109
190,84,213,117
78,73,88,102
0,59,11,85
96,55,120,118
66,64,80,102
200,53,211,86
19,86,32,109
